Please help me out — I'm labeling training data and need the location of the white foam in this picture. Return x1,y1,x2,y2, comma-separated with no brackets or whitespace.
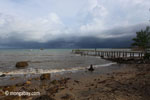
0,63,116,75
94,62,116,68
0,72,3,76
0,67,85,75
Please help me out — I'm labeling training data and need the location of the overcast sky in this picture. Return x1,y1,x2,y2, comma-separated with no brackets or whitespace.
0,0,150,48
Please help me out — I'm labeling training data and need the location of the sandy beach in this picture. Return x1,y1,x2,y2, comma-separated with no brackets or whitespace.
0,63,150,100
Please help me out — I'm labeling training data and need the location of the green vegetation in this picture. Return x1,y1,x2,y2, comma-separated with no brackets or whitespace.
132,26,150,59
132,26,150,50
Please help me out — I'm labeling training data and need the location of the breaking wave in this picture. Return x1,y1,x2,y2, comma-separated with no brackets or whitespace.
0,63,116,76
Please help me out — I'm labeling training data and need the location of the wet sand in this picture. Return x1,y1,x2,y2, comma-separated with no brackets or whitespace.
0,64,150,100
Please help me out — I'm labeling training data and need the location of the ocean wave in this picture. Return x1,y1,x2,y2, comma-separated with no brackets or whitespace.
0,63,116,76
94,62,116,68
0,67,84,75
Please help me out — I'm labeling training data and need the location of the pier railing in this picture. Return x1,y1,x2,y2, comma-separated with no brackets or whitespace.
72,49,145,59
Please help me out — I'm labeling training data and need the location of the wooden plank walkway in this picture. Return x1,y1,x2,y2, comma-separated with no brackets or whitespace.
72,49,145,59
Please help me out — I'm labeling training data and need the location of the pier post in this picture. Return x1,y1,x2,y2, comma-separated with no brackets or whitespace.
72,49,144,59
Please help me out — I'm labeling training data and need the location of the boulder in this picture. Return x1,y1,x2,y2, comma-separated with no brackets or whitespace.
0,74,6,77
34,95,55,100
16,61,28,68
40,73,51,80
61,94,75,100
26,81,31,85
3,86,16,91
10,77,17,80
0,91,4,96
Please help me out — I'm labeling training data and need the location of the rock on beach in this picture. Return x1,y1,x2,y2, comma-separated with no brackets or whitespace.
16,61,29,68
40,73,51,80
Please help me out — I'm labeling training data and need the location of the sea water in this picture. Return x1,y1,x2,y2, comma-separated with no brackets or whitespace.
0,49,116,75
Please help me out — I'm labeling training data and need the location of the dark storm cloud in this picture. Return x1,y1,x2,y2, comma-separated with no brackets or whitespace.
0,23,149,49
0,35,133,49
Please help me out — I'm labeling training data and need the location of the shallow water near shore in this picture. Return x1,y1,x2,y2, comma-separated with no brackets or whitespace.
0,49,114,74
0,63,118,86
0,49,117,86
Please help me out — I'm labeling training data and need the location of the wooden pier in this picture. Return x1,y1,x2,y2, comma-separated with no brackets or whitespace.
72,49,145,59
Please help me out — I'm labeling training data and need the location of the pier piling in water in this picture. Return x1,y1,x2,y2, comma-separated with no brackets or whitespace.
72,49,145,59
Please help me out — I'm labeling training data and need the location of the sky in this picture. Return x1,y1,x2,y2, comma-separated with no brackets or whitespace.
0,0,150,48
